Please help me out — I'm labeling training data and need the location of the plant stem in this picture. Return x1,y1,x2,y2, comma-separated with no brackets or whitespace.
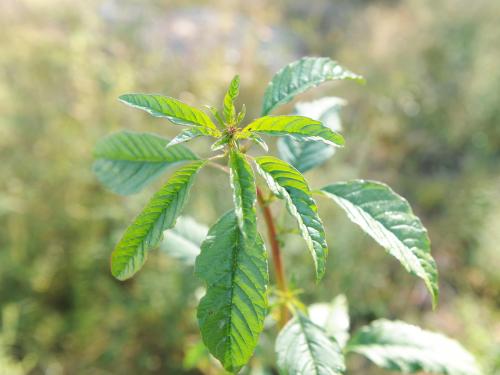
256,187,290,328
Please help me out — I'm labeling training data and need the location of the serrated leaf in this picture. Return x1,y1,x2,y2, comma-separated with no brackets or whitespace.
319,180,439,306
262,57,364,116
276,312,345,375
239,116,344,147
229,150,257,240
255,156,328,281
111,160,206,280
309,294,350,349
166,128,206,148
224,75,240,124
159,216,208,265
278,97,345,173
346,320,481,375
119,93,220,135
195,210,268,373
93,131,198,195
249,133,269,152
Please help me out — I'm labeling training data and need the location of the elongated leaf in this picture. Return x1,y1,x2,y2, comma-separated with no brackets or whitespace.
195,210,268,373
262,57,364,115
309,294,350,349
240,116,344,147
119,93,220,135
255,156,328,281
224,75,240,124
111,161,206,280
276,312,345,375
347,320,481,375
166,128,205,148
319,180,439,306
278,97,345,173
229,150,257,239
159,216,208,265
93,131,198,195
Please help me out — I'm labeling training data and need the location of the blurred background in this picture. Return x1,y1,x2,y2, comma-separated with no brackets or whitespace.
1,0,499,373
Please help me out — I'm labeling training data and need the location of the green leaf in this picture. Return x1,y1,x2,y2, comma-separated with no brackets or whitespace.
229,150,257,240
111,160,206,280
309,294,350,349
166,128,206,148
249,133,269,152
119,93,220,135
93,131,198,195
195,210,268,373
276,312,345,375
261,57,364,115
239,116,345,147
159,216,208,265
210,134,230,151
319,180,439,306
254,156,328,281
346,320,481,375
278,97,345,173
205,105,225,127
223,75,240,124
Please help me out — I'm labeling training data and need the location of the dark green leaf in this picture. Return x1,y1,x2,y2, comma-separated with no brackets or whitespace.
276,312,345,375
224,75,240,124
111,160,206,280
93,131,198,195
195,210,268,373
319,180,439,306
347,320,481,375
255,156,328,281
261,57,364,115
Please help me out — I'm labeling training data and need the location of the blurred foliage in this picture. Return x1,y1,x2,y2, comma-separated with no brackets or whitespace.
0,0,498,373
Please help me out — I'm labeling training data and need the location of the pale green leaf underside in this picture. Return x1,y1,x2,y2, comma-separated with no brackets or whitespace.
262,56,364,115
319,180,438,306
347,320,481,375
195,210,268,373
255,156,328,281
119,93,220,135
159,216,208,265
111,160,206,280
166,127,206,148
93,131,198,195
276,312,345,375
309,294,350,349
229,150,257,240
240,116,344,147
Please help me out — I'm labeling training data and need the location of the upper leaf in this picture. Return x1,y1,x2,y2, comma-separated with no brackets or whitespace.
223,75,240,124
159,216,208,266
229,149,257,240
346,320,481,375
278,97,345,173
309,294,350,349
110,160,206,280
319,180,439,307
239,116,345,147
195,210,268,373
261,57,364,115
93,130,198,195
255,156,328,281
276,312,346,375
119,93,220,135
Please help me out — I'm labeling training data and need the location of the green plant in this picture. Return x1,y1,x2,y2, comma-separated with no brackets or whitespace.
93,57,481,374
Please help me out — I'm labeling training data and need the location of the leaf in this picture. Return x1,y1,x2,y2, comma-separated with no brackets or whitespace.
278,97,345,173
93,131,198,195
254,156,328,281
159,216,208,265
239,116,345,147
229,150,257,240
224,75,240,124
346,320,481,375
110,160,206,280
261,57,364,116
195,210,268,373
166,128,206,148
205,105,225,127
319,180,439,306
309,294,350,348
119,93,220,135
276,312,346,375
210,134,230,151
249,133,269,152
